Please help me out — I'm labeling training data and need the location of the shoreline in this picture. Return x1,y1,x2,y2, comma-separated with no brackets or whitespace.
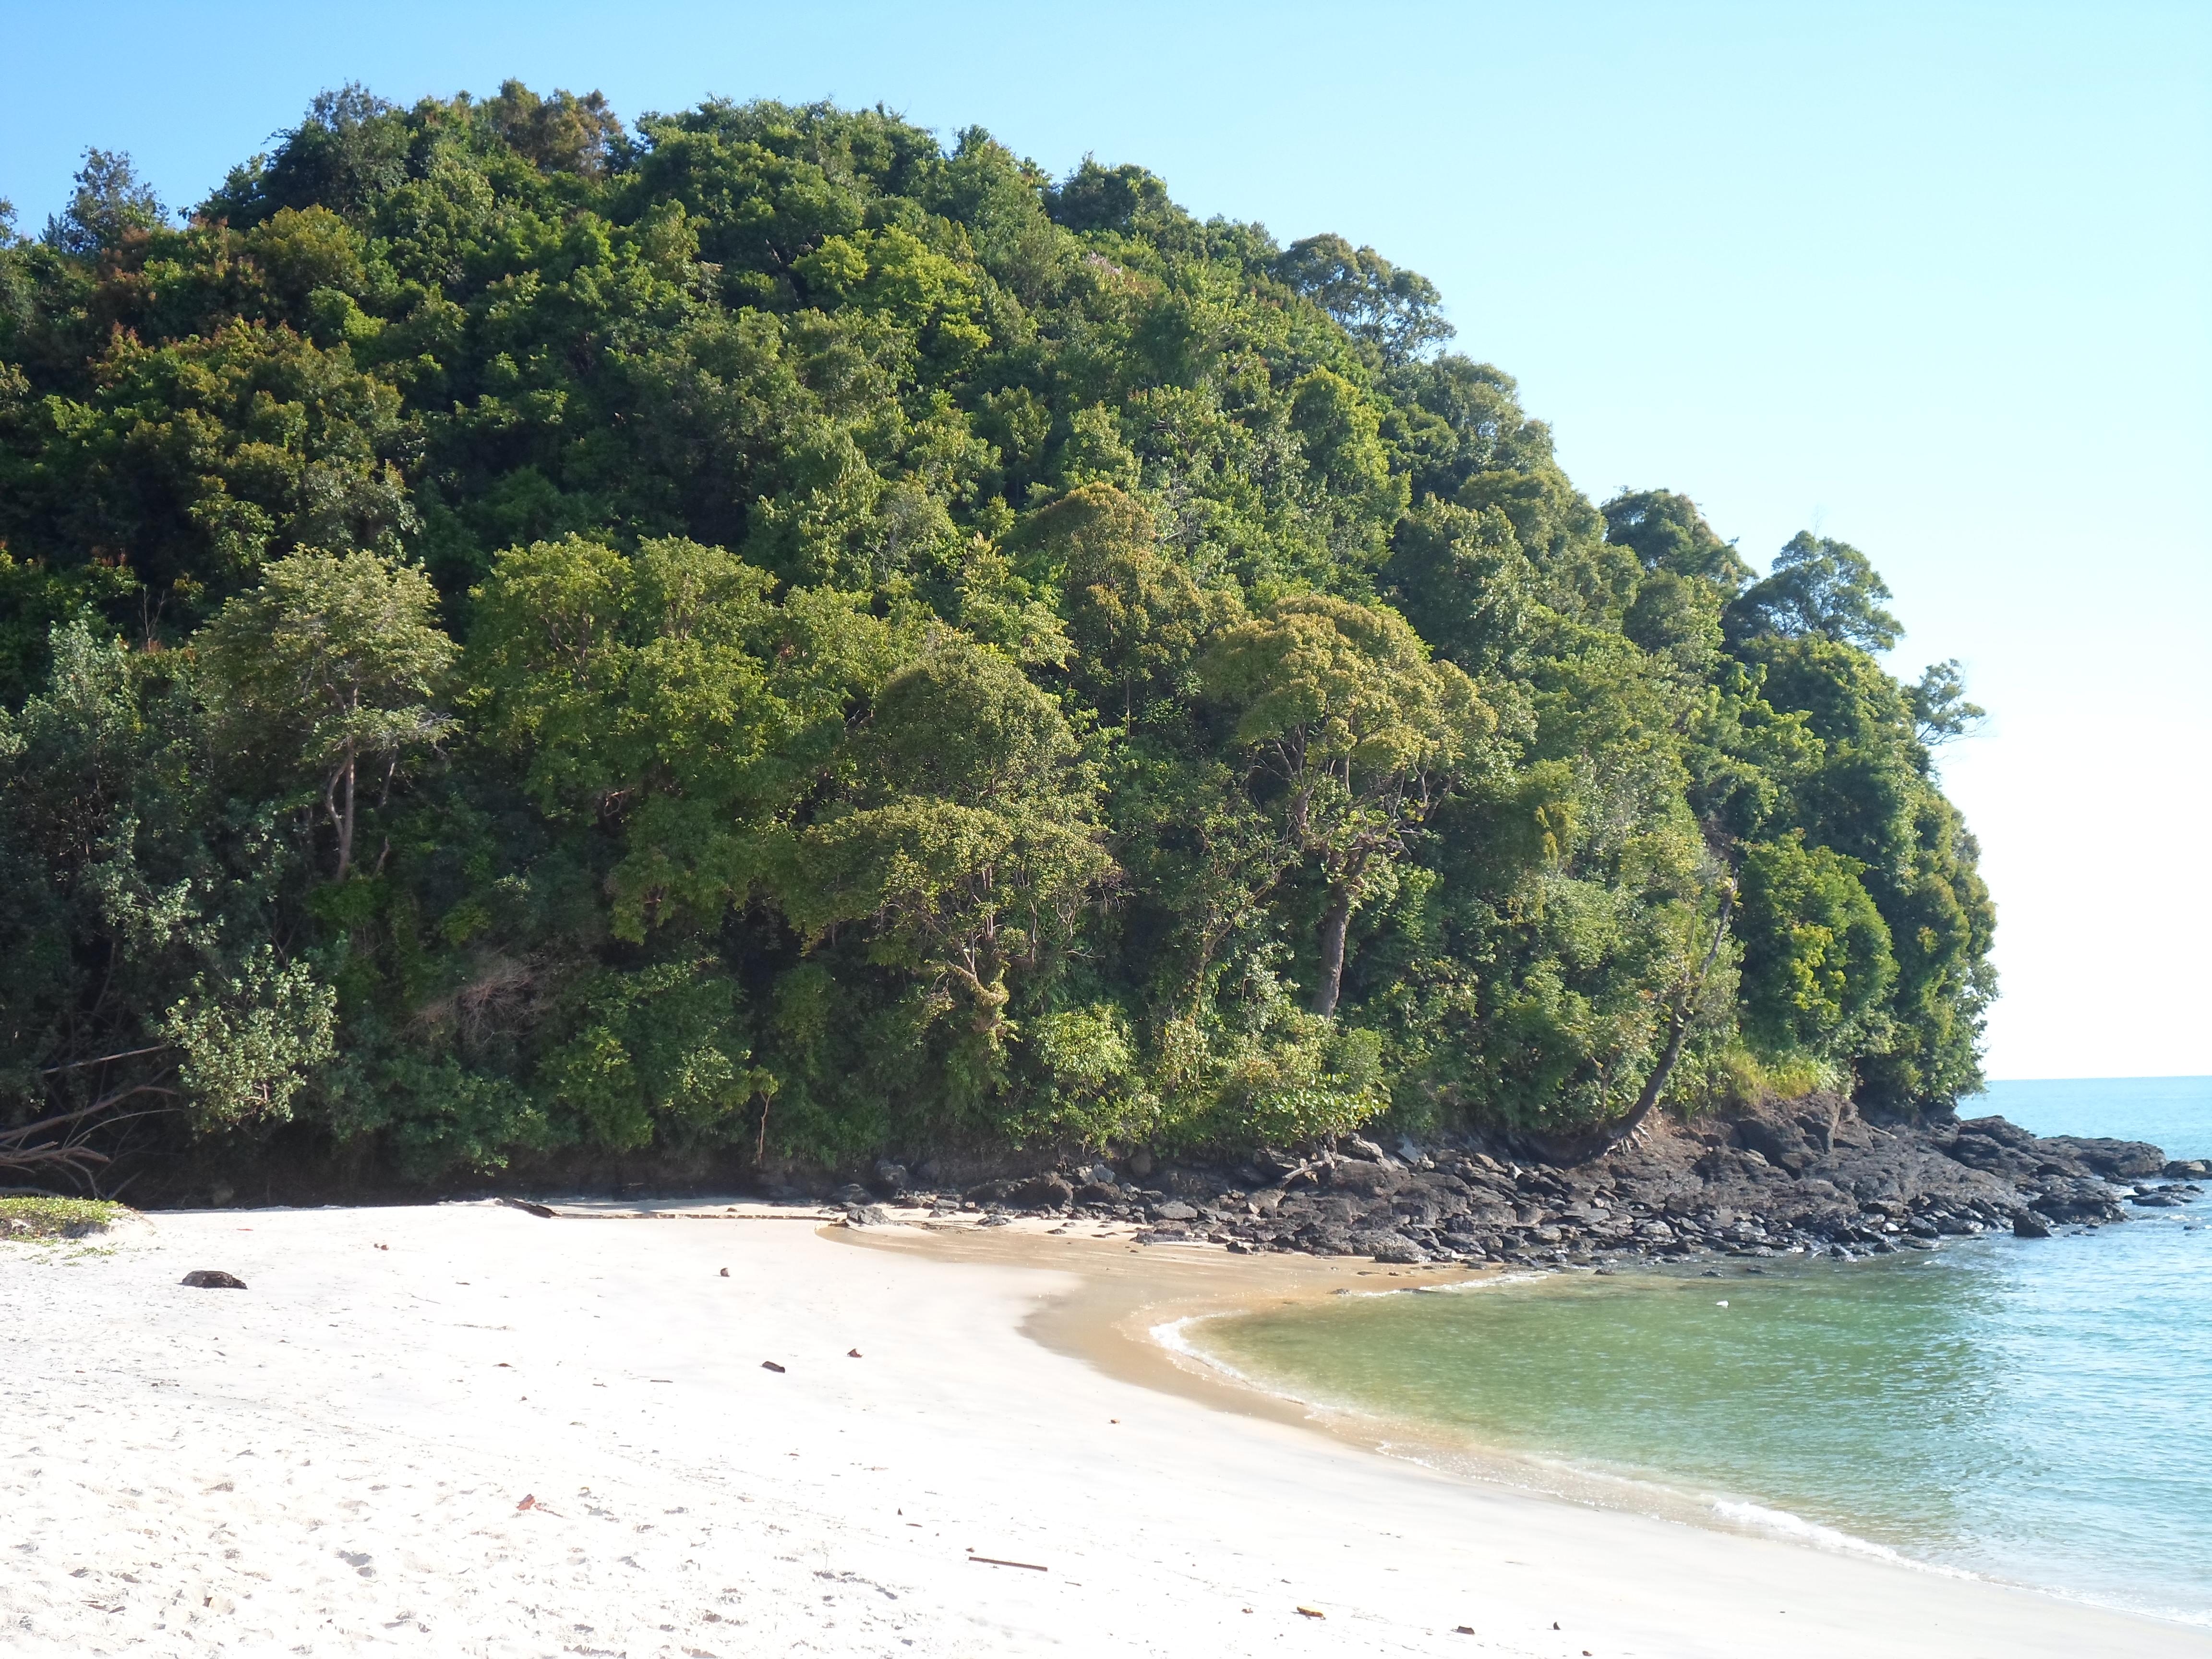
836,1216,2189,1624
6,1200,2206,1657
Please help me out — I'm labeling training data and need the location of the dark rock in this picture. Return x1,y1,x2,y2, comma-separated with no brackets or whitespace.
812,1088,2173,1271
2012,1211,2052,1238
1010,1175,1074,1211
830,1182,875,1208
1324,1159,1405,1197
1944,1132,2025,1176
872,1160,910,1195
1735,1118,1813,1174
2034,1135,2167,1180
1955,1115,2040,1149
1294,1221,1358,1254
498,1197,556,1219
2166,1160,2210,1180
181,1270,247,1289
1350,1231,1425,1263
2030,1176,2129,1225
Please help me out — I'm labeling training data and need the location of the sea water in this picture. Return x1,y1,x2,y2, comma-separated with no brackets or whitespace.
1190,1077,2212,1626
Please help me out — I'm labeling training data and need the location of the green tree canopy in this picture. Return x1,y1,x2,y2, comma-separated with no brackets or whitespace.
0,84,1998,1186
199,549,456,879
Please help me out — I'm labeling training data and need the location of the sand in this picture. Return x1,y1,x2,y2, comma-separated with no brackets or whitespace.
3,1200,2204,1658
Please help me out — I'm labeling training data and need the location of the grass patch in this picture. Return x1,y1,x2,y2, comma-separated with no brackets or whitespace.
0,1197,124,1239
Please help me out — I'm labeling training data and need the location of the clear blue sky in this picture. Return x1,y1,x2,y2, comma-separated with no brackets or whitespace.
5,0,2207,1080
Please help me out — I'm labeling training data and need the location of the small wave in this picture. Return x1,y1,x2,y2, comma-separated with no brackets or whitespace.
1711,1500,1972,1578
1148,1312,1215,1359
1431,1268,1551,1293
1150,1314,1367,1414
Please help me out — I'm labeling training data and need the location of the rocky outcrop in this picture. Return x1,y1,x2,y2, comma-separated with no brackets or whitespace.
873,1097,2198,1267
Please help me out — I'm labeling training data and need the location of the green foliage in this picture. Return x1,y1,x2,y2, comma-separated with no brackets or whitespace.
1726,531,1902,653
43,149,167,256
0,1196,122,1237
0,86,1998,1186
199,549,457,878
0,622,337,1175
1736,835,1897,1061
789,644,1113,1033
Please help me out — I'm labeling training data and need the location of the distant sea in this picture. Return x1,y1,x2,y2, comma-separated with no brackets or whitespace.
1979,1073,2212,1159
1189,1076,2212,1627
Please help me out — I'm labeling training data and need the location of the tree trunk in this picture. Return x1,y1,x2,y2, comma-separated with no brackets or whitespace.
1603,884,1737,1150
334,738,357,881
1312,886,1353,1016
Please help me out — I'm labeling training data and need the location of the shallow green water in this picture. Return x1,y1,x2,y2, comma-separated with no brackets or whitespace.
1194,1082,2212,1625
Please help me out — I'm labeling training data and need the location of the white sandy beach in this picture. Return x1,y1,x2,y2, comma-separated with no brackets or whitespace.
3,1201,2204,1658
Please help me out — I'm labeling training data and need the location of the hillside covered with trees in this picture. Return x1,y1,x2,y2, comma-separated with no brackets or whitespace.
0,84,1994,1191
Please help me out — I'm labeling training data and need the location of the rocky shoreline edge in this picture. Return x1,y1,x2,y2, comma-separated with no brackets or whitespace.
805,1096,2205,1269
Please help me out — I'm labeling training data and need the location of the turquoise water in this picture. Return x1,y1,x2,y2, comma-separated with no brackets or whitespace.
1194,1078,2212,1625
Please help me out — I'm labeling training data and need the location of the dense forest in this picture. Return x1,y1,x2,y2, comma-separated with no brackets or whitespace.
0,84,1994,1193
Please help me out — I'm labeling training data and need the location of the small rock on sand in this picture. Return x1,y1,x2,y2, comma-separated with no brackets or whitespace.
180,1269,247,1289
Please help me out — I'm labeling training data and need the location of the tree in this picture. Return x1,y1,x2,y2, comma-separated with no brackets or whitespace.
1046,158,1171,233
1736,834,1898,1060
481,80,629,177
0,624,334,1187
41,149,165,256
789,645,1113,1033
1909,659,1987,746
1602,488,1752,589
1275,234,1455,365
254,84,410,219
0,86,2001,1180
1203,595,1491,1015
1726,531,1903,652
200,551,456,881
1019,482,1239,721
10,320,413,605
467,533,902,937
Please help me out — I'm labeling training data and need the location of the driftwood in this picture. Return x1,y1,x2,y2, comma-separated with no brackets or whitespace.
4,1041,185,1190
0,1091,172,1187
